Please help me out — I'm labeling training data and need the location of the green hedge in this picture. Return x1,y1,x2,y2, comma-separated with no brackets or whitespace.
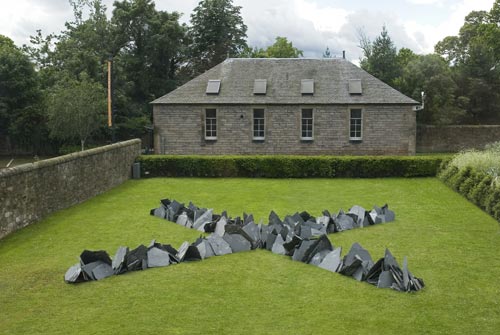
439,163,500,222
136,155,446,178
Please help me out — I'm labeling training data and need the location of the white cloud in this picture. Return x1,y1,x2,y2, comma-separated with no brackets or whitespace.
406,0,444,5
0,0,496,61
402,0,493,53
293,0,350,33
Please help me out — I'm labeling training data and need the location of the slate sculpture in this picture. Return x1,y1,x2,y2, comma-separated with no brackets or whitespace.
65,199,424,292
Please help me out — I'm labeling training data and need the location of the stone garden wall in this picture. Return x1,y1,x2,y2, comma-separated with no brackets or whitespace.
417,125,500,153
0,139,141,239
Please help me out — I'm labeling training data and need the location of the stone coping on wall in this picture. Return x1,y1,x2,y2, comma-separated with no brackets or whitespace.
0,139,141,178
419,125,500,128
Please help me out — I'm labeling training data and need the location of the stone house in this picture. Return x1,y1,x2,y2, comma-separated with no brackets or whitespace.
152,58,418,155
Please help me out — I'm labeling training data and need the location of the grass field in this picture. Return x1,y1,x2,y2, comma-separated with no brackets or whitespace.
1,178,499,334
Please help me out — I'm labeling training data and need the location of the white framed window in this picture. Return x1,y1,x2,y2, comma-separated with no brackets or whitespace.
301,109,313,140
253,109,265,140
349,108,363,140
205,108,217,140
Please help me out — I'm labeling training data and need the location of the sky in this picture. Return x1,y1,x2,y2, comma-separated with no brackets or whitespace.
0,0,495,61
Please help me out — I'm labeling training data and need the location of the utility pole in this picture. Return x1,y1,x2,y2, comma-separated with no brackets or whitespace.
107,56,116,143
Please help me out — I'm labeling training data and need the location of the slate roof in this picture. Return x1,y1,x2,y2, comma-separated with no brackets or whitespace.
151,58,418,105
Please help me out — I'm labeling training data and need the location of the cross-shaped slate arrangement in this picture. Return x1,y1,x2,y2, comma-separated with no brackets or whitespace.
64,199,424,292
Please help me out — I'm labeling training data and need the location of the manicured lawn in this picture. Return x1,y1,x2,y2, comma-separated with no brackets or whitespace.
1,178,499,334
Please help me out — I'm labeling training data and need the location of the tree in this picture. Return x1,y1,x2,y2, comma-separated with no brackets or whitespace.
0,35,47,152
359,26,400,86
25,0,113,85
239,37,303,58
111,0,188,139
25,0,188,142
265,37,303,58
189,0,247,75
398,54,466,125
435,1,500,123
47,74,105,151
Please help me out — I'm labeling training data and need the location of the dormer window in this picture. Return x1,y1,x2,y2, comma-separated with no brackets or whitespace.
253,79,267,95
206,80,221,94
301,79,314,95
349,79,362,95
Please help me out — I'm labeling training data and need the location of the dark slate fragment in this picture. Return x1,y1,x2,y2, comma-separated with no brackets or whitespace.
184,245,202,261
338,257,362,277
260,224,270,248
206,234,232,256
242,222,261,249
64,263,84,283
160,198,171,207
147,247,171,267
303,235,333,264
364,258,383,285
383,249,400,271
316,215,330,230
347,205,366,228
152,206,166,219
402,256,409,291
81,261,104,280
265,231,278,251
223,233,252,253
225,224,255,245
80,250,112,266
271,234,286,255
112,246,129,275
283,235,302,256
377,270,395,288
340,243,374,280
269,211,282,226
292,239,316,262
244,213,254,225
308,249,331,266
318,247,342,272
299,225,312,239
193,209,212,232
149,241,179,264
292,213,305,226
343,243,373,267
92,262,114,280
176,212,189,227
126,245,148,271
203,239,216,258
382,204,395,222
299,211,312,222
334,211,355,232
215,216,228,237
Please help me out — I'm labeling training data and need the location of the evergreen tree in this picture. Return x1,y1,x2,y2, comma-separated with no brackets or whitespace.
189,0,247,75
0,35,47,152
360,26,399,86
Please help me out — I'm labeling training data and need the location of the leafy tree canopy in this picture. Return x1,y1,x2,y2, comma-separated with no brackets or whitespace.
240,36,303,58
46,73,106,151
0,35,46,151
189,0,247,75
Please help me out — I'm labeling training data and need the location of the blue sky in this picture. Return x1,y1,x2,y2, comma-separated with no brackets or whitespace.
0,0,495,61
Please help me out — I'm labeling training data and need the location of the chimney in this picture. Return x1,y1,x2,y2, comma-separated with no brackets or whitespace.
342,50,346,59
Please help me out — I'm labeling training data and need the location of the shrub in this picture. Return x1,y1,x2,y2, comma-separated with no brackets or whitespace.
468,174,493,209
136,155,445,179
448,167,472,191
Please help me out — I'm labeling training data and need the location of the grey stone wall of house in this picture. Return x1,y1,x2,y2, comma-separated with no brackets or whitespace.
154,105,416,155
0,139,141,239
417,125,500,153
